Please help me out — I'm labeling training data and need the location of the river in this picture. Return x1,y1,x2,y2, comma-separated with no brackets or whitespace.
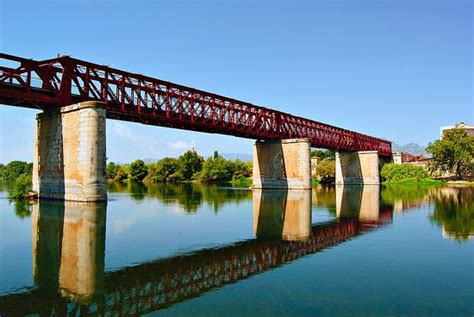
0,183,473,316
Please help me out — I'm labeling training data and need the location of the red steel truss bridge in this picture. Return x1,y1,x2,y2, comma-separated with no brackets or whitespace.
0,53,391,155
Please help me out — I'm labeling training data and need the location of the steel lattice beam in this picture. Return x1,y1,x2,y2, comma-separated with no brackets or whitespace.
0,53,391,155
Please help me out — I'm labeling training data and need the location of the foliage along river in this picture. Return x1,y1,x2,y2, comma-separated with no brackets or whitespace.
0,183,473,316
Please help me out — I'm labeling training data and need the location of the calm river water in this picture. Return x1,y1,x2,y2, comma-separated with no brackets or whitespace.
0,183,473,316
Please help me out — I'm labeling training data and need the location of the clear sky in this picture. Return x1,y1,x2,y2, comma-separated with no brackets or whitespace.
0,0,472,163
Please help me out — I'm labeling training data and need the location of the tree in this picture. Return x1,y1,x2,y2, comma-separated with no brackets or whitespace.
315,159,335,181
0,163,5,180
1,161,32,182
150,158,179,182
311,149,335,161
231,160,252,180
9,173,32,198
200,152,232,182
129,159,148,182
114,166,128,182
106,162,119,179
324,150,336,161
426,126,474,179
176,150,204,180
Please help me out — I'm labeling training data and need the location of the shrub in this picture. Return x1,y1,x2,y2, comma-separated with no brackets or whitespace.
315,159,336,181
381,163,431,183
8,173,32,199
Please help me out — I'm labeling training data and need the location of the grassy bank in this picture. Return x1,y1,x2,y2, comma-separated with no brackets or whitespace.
383,179,446,186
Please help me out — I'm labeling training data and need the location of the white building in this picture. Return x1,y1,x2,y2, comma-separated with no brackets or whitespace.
440,122,474,139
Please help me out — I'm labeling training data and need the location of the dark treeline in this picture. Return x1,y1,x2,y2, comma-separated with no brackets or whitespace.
107,150,252,184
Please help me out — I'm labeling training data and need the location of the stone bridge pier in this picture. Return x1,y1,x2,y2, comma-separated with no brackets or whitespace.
252,138,312,190
252,139,389,188
32,101,107,202
336,151,387,185
336,151,381,185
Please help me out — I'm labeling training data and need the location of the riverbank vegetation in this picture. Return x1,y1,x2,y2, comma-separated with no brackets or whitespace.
426,126,474,180
107,150,252,184
0,161,33,198
311,149,336,183
381,163,445,185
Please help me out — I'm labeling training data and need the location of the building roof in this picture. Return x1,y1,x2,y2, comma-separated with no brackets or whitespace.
440,122,474,138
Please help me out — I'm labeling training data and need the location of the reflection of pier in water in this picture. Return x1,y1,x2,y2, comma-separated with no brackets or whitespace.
336,185,381,221
0,187,394,316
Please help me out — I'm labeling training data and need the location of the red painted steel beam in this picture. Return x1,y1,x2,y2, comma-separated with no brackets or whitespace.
0,53,392,155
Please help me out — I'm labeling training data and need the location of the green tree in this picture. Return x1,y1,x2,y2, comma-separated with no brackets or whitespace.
9,173,32,199
0,163,5,180
231,160,252,180
150,158,179,182
315,159,336,181
325,150,336,161
129,159,148,182
426,126,474,179
114,166,128,182
106,162,119,179
311,149,335,161
176,150,204,180
200,152,232,182
1,161,33,182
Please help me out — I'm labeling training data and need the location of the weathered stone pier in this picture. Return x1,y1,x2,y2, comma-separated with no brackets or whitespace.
32,102,107,202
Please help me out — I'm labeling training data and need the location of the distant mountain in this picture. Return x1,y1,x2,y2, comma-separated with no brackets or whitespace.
221,153,253,161
392,143,427,155
142,158,159,163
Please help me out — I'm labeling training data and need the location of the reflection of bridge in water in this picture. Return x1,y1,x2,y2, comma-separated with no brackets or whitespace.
0,187,394,316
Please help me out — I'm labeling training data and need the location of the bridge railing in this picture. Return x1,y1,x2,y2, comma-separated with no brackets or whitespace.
0,53,391,155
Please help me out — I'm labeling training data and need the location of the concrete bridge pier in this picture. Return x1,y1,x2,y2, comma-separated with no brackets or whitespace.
32,101,107,202
253,138,311,190
335,151,381,185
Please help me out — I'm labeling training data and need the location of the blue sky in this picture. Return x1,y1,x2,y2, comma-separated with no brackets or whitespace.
0,0,472,163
